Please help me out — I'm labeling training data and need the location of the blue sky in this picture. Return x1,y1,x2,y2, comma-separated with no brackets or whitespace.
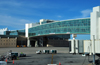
0,0,100,40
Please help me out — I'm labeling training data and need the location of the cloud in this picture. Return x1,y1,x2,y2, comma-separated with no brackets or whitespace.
81,9,92,18
0,0,46,17
57,15,62,18
72,9,92,19
0,0,21,6
0,15,35,29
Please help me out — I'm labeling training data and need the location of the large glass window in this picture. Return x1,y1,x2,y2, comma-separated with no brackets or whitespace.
28,18,90,37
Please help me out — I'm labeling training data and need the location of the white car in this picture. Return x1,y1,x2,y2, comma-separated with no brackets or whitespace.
36,50,42,54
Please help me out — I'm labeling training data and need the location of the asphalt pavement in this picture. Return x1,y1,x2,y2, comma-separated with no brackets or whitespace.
0,47,98,65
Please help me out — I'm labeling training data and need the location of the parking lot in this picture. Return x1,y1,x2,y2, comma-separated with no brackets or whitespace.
0,47,98,65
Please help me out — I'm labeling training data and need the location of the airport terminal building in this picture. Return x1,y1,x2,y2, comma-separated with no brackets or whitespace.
25,18,90,47
0,6,100,47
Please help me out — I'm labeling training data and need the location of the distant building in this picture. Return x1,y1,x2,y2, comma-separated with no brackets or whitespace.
0,28,8,35
0,35,17,48
0,29,27,47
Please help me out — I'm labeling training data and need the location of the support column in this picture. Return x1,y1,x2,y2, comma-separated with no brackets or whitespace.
27,37,31,47
75,40,78,53
70,40,74,53
35,41,38,47
8,37,9,39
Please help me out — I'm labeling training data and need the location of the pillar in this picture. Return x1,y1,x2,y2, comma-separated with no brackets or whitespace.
70,40,75,53
35,41,38,47
75,40,78,53
27,37,31,47
8,37,9,39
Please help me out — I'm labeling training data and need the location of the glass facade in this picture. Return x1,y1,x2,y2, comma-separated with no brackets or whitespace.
47,35,70,39
29,18,90,37
41,20,54,24
4,29,25,36
10,31,18,35
17,29,25,36
0,35,18,38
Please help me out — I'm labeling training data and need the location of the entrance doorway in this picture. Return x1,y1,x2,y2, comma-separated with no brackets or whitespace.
30,41,35,47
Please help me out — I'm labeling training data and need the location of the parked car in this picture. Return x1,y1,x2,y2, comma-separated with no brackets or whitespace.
19,52,26,57
36,50,42,54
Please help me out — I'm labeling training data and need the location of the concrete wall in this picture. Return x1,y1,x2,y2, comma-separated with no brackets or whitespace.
91,6,100,39
25,23,34,37
25,23,40,37
0,38,17,47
